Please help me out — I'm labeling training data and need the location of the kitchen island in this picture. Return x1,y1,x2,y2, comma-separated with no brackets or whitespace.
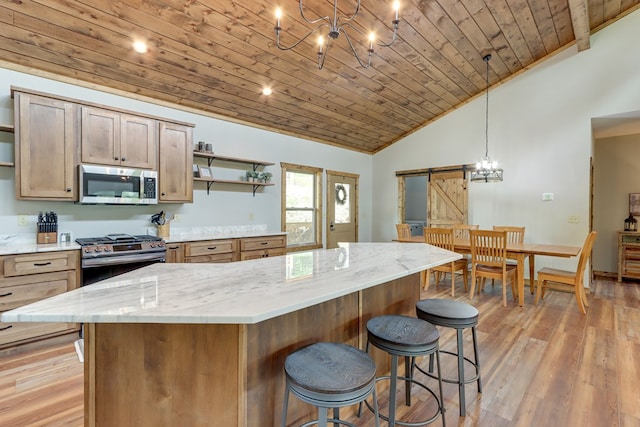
2,242,459,426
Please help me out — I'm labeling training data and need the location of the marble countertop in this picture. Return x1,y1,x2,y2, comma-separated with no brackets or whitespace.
163,229,286,243
1,242,459,325
0,234,80,256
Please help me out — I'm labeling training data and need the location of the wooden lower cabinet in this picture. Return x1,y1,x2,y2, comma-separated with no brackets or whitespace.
239,235,286,260
618,231,640,281
185,239,237,263
0,251,79,349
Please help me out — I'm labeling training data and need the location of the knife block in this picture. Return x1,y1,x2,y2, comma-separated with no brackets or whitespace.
37,232,57,244
157,223,170,238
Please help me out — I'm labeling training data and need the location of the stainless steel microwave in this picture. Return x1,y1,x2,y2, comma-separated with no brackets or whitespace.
79,164,158,205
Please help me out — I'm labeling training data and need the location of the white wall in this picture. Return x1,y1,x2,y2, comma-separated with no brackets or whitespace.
372,9,640,272
0,68,373,243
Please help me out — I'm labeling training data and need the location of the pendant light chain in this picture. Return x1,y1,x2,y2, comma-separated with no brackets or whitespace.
485,54,490,158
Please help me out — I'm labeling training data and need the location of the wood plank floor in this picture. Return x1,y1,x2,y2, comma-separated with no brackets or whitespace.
1,277,639,426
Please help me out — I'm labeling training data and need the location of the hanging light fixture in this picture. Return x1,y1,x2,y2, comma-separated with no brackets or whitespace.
470,54,503,183
274,1,400,70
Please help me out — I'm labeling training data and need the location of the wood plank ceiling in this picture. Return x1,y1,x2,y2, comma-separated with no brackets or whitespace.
0,0,638,154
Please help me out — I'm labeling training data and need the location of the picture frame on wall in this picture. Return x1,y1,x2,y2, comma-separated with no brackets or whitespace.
630,193,640,215
198,165,212,179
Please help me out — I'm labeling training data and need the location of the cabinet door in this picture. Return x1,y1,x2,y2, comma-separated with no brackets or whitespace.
15,93,76,200
165,243,185,263
120,114,157,169
158,122,193,203
81,106,121,166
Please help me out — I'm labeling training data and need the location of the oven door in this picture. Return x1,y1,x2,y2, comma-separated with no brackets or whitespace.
81,252,165,286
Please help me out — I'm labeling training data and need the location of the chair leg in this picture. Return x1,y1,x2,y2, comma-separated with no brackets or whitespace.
462,267,469,292
575,285,587,314
534,278,543,305
281,385,290,427
502,275,507,307
333,407,340,427
469,272,477,299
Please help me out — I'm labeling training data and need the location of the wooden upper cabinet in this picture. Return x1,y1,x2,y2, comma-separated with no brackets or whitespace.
14,92,77,200
81,106,157,170
158,122,193,203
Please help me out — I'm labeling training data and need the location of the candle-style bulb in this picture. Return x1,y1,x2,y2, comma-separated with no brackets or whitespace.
393,1,400,20
317,35,324,54
275,7,282,28
368,33,375,50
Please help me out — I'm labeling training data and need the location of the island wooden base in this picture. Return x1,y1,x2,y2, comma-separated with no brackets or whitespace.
84,273,420,426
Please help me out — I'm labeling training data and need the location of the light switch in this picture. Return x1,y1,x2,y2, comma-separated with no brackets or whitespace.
568,216,580,223
542,193,554,201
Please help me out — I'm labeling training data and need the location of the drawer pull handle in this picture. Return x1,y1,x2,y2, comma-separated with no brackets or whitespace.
33,262,52,267
208,246,217,250
261,242,268,245
0,325,12,332
168,246,180,250
0,292,12,297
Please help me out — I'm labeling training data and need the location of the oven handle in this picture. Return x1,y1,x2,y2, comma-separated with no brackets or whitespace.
82,252,166,268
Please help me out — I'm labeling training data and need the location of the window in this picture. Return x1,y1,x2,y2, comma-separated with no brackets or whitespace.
281,162,323,251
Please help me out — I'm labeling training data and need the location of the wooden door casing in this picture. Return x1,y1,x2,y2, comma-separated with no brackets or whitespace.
326,171,359,249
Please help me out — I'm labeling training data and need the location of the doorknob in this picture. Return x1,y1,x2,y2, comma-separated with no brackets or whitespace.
330,221,334,231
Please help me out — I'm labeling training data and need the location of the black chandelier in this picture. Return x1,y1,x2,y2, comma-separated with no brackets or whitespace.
274,1,400,70
470,54,504,183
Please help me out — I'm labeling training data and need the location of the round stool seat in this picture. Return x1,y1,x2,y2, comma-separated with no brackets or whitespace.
416,299,478,329
362,315,445,427
285,342,376,404
366,315,439,356
282,342,380,427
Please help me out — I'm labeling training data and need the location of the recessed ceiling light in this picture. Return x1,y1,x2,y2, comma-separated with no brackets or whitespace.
262,87,273,96
133,41,148,53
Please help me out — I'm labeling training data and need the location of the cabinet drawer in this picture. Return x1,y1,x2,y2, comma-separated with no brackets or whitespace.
0,321,75,347
3,251,78,277
185,240,235,257
0,271,72,311
240,236,286,252
240,247,286,261
186,253,234,264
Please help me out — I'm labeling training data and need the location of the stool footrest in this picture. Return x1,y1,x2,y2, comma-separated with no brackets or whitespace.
363,375,444,427
416,350,480,385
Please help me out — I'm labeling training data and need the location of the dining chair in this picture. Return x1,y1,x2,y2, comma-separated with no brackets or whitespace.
453,224,479,240
535,231,598,315
422,227,468,296
396,223,412,240
469,229,518,307
492,226,535,294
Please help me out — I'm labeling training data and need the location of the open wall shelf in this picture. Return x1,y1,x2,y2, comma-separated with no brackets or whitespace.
0,124,15,167
193,152,274,196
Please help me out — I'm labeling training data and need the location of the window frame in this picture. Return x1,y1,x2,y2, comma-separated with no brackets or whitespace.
281,162,323,252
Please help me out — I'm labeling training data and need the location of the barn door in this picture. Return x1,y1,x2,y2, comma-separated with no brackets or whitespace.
428,170,468,228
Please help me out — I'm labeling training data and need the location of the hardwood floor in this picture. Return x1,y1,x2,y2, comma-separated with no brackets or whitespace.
1,277,639,426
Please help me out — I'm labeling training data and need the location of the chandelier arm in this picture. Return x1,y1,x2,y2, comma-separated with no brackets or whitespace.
336,0,362,24
275,23,329,51
340,27,372,69
299,1,332,25
376,21,400,48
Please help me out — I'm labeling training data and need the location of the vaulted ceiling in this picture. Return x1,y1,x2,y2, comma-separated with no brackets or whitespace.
1,1,638,153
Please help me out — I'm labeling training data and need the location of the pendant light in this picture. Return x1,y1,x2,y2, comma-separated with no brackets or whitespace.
470,54,503,183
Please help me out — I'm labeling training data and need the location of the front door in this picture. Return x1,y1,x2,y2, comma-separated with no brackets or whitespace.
326,171,358,249
428,170,468,228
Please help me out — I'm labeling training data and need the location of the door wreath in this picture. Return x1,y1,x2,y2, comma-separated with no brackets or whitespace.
335,184,347,205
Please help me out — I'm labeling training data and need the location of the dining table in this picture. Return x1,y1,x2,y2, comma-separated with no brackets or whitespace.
396,235,581,306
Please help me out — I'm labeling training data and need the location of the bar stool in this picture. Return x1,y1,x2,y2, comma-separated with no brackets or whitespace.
281,342,380,427
361,315,445,427
415,299,481,417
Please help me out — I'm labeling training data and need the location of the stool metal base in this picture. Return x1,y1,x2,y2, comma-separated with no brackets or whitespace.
416,299,482,418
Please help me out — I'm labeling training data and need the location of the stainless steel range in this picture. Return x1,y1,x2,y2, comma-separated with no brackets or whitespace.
76,234,166,286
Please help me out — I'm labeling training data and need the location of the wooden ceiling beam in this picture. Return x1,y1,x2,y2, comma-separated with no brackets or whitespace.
568,0,591,51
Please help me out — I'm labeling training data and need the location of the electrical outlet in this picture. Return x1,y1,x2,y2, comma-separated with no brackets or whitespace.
17,214,28,226
542,192,554,201
173,214,181,223
568,216,580,223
